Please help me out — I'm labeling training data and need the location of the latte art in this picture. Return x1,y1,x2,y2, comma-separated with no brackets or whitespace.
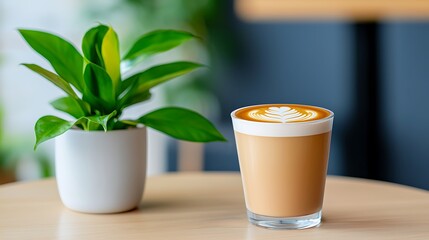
235,104,331,123
248,106,318,123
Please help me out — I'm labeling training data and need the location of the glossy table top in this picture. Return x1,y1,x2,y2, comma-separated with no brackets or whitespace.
1,173,428,239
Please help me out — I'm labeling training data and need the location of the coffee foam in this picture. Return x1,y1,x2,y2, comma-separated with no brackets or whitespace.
231,104,334,137
236,104,330,123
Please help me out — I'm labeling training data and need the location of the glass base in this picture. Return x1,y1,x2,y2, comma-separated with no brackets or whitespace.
247,210,321,229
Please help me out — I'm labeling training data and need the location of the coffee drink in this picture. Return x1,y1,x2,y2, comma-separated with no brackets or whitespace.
231,104,334,229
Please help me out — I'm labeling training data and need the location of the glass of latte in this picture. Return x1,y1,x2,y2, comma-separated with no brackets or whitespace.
231,104,334,229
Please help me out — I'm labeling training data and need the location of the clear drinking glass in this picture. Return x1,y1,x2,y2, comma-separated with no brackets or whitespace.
231,104,334,229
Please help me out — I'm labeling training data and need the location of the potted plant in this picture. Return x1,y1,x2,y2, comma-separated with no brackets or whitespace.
19,24,225,213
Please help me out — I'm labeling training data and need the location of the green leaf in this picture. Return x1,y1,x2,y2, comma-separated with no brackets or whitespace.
122,30,196,65
83,63,115,109
22,64,79,99
82,25,108,67
77,111,117,131
34,111,117,149
81,90,105,115
50,97,89,119
138,107,226,142
85,111,117,131
101,26,121,92
112,120,139,130
34,116,74,150
120,62,203,105
119,90,151,109
18,29,84,92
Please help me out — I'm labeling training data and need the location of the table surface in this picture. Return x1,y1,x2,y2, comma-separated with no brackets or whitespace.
0,173,428,240
235,0,429,21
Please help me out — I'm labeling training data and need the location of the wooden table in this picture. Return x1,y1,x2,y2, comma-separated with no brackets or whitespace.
1,173,428,239
235,0,429,21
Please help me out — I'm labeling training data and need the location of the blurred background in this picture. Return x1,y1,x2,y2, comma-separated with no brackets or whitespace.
1,0,428,190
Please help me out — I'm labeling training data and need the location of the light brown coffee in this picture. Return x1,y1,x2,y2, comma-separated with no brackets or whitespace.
235,131,331,217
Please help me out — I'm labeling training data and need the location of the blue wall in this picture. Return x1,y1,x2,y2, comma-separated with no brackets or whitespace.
202,20,429,190
381,22,429,189
208,22,353,177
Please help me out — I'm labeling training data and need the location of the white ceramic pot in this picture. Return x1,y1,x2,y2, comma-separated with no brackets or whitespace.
55,127,147,214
